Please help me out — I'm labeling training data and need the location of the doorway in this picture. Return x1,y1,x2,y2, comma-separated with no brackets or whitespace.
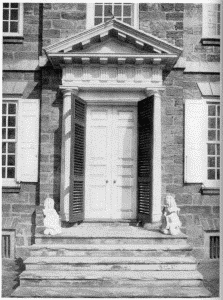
85,105,137,220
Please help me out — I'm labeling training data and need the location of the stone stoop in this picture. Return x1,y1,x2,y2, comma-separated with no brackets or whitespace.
12,224,212,298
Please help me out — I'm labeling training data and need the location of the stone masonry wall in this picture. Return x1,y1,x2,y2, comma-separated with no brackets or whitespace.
139,3,184,47
2,3,42,259
3,3,40,70
184,4,220,61
162,70,220,259
42,3,86,48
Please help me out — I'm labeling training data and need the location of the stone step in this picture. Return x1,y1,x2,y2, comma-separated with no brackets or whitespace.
25,256,197,271
25,255,197,264
20,270,203,281
30,243,192,251
12,286,212,298
29,243,192,257
35,236,187,245
20,278,203,288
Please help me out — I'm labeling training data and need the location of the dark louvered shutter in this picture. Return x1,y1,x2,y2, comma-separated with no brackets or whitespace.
69,97,86,222
137,96,154,223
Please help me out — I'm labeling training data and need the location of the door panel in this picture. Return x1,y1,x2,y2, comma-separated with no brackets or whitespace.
85,105,137,220
112,107,137,219
85,107,112,219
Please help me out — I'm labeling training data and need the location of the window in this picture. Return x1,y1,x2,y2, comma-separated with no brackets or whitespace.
86,3,139,29
2,99,40,188
2,230,15,259
202,4,221,38
2,102,17,182
184,99,220,189
206,103,220,185
204,232,220,260
3,3,23,36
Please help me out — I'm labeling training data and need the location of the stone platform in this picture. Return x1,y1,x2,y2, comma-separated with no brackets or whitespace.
12,223,212,298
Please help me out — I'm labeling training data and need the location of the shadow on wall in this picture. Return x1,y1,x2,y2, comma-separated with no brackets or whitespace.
52,89,63,213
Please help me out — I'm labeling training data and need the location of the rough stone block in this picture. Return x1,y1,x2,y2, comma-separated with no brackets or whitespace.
53,3,78,10
166,87,183,97
191,247,204,260
25,16,39,25
175,194,192,205
192,194,203,205
16,237,25,246
139,4,148,11
40,164,53,172
166,12,183,21
43,11,61,19
207,54,220,62
2,204,11,212
175,22,183,30
21,184,37,193
43,3,52,9
194,215,200,225
162,116,174,125
166,31,183,39
175,4,184,11
180,214,193,227
15,247,30,259
180,206,212,216
43,29,60,38
41,134,50,143
52,20,75,30
212,206,219,215
43,20,52,29
14,52,38,60
12,205,36,214
161,4,174,11
174,136,183,144
61,12,86,20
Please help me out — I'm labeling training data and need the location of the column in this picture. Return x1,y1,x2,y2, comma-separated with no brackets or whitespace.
152,90,162,223
60,87,78,221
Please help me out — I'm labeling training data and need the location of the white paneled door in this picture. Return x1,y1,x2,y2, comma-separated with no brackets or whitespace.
85,106,137,219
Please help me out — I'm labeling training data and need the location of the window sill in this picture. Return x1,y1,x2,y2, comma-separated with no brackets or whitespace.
2,180,21,193
2,186,21,193
3,36,24,44
200,37,220,46
201,186,220,195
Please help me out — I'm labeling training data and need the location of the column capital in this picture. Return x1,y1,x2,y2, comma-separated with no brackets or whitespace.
60,86,79,97
145,87,164,98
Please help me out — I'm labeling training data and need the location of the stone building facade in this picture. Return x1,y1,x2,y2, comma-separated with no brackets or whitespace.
2,3,220,260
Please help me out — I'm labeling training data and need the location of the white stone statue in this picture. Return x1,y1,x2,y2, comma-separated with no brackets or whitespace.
160,194,182,236
43,198,62,235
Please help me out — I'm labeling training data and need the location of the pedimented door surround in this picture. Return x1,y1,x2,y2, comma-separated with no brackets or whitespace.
60,87,162,224
44,19,181,224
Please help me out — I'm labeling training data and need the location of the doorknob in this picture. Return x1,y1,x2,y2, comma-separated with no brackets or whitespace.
113,180,116,184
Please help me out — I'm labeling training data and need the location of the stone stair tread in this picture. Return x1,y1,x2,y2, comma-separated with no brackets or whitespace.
29,244,192,251
25,256,197,264
20,270,203,280
35,227,187,239
12,286,212,298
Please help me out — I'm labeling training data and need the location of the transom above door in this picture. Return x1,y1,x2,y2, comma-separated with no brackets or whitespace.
85,105,137,220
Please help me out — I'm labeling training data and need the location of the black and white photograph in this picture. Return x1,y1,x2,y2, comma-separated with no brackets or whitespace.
1,0,221,298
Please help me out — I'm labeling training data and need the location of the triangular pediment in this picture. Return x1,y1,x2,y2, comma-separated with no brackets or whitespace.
44,19,182,69
79,38,149,55
44,19,182,55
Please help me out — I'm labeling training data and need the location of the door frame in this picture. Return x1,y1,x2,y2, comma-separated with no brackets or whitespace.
84,102,138,220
